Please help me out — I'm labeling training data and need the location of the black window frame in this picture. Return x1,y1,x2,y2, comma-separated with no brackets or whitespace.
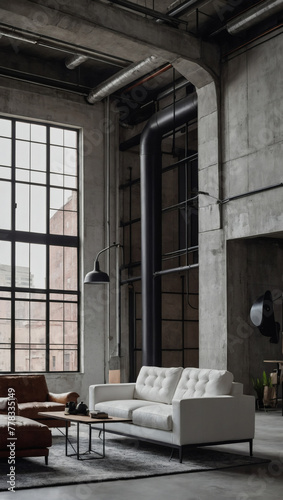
0,116,80,373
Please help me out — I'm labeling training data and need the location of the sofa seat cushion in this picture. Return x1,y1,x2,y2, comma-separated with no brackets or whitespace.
95,399,158,419
0,415,52,450
132,404,173,431
18,401,65,420
134,366,183,404
174,368,234,399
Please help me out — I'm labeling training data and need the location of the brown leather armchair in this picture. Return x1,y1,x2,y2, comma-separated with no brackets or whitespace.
0,375,79,428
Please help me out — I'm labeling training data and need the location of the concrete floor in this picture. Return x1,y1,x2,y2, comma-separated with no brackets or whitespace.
1,410,282,500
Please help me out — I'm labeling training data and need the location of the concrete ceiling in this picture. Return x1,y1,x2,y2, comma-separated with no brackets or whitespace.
0,0,282,123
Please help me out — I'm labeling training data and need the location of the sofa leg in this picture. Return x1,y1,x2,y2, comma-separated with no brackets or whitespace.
179,447,183,463
45,456,48,465
249,439,253,457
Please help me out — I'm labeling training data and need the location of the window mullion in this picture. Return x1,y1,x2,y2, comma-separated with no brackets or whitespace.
46,125,50,372
11,119,16,373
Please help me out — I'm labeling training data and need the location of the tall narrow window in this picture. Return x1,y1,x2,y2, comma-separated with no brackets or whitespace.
0,118,79,372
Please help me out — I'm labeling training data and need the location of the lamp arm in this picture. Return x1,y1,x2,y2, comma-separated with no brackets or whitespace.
94,242,121,265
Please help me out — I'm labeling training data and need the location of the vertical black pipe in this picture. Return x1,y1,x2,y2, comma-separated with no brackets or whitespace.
140,93,197,367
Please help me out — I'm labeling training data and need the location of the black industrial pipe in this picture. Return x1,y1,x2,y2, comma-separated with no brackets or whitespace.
140,92,198,366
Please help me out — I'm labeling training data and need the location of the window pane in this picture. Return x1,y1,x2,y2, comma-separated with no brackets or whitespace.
50,173,63,186
15,349,29,371
0,118,11,138
16,183,29,231
64,190,77,209
31,143,46,171
15,300,29,320
50,209,63,234
64,211,77,236
64,129,77,148
30,244,46,289
50,302,63,321
31,185,46,233
16,140,30,168
50,146,63,173
0,241,11,286
64,247,77,290
16,243,46,289
49,349,63,371
50,127,63,145
16,169,29,182
15,320,29,343
0,137,11,166
0,347,11,371
64,302,77,322
0,181,11,230
64,175,77,189
30,301,45,320
0,166,11,180
31,124,46,143
30,321,46,343
64,148,77,176
0,319,11,342
50,322,63,344
50,187,63,210
30,350,46,371
50,246,63,289
64,321,77,344
31,171,46,184
64,349,77,371
15,243,30,287
16,122,30,140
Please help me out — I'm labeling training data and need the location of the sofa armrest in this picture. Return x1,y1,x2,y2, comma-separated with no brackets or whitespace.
47,391,79,404
172,395,255,446
89,383,136,411
0,397,18,415
230,382,243,396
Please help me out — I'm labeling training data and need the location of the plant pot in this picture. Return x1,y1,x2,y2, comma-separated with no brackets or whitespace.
263,386,276,408
255,397,264,410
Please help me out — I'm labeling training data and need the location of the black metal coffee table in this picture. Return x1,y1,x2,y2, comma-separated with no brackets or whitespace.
39,411,131,460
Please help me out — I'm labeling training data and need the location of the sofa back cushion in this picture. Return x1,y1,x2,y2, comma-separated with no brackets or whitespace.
134,366,183,404
0,375,48,403
173,368,234,399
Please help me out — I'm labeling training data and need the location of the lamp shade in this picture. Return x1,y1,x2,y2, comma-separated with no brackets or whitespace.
84,260,109,284
84,242,121,284
250,290,279,344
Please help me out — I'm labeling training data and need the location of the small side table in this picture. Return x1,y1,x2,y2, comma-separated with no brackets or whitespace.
263,360,283,415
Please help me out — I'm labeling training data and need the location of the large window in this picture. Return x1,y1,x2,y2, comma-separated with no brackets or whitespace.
0,118,79,372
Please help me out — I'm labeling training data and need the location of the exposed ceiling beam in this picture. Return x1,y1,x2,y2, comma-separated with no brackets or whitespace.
105,0,185,26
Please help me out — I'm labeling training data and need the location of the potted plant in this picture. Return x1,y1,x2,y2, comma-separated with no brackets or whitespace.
252,374,264,409
252,371,276,409
262,371,276,408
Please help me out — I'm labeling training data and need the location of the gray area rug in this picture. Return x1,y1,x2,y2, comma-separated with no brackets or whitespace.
0,427,268,491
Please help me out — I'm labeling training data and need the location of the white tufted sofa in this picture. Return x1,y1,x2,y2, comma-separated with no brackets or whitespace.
89,366,255,462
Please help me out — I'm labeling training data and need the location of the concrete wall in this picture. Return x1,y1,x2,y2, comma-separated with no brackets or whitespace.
180,30,283,385
0,77,110,401
227,238,283,393
221,31,283,388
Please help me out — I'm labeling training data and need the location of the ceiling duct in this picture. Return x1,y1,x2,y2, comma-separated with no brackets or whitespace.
86,55,165,104
167,0,213,18
65,54,89,70
227,0,283,35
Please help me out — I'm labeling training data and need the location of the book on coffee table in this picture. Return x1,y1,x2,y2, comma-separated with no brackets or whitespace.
89,410,109,419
